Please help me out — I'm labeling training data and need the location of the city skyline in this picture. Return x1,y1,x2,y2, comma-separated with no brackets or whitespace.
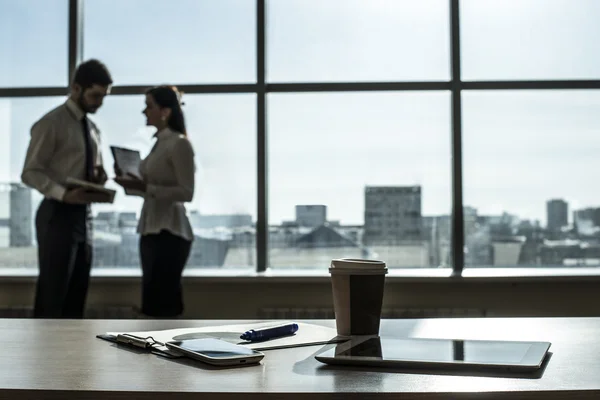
0,181,592,230
0,182,598,269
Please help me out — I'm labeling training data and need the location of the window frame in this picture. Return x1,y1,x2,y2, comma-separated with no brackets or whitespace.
1,0,600,276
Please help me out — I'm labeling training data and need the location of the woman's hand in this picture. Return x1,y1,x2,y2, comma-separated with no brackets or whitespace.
114,173,147,192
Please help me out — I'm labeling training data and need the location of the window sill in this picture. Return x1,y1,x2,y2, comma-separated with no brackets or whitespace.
2,267,600,284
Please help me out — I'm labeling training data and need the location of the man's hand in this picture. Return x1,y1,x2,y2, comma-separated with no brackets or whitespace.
92,166,108,185
62,188,112,204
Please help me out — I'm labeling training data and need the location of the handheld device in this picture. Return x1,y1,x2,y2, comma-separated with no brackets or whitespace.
110,146,142,179
165,338,265,366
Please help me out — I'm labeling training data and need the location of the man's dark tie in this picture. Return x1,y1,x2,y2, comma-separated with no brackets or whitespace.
81,117,94,181
80,117,94,243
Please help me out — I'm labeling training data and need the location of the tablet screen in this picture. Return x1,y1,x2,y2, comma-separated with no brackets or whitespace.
110,146,142,179
316,337,550,369
339,337,530,363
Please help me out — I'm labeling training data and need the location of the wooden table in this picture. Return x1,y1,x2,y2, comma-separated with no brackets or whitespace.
0,317,598,399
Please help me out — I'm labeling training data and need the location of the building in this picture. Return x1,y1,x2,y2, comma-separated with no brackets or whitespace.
547,199,568,231
95,211,138,232
0,185,9,248
295,205,327,228
422,215,451,267
539,239,600,266
118,212,137,228
9,183,32,247
95,211,120,230
492,236,526,266
0,102,10,185
189,211,253,229
573,207,600,236
363,186,422,245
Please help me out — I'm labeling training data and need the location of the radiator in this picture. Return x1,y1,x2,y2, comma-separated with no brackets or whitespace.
258,307,486,319
0,305,140,319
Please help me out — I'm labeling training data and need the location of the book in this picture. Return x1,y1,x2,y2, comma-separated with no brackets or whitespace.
65,177,117,203
98,321,346,357
110,146,142,180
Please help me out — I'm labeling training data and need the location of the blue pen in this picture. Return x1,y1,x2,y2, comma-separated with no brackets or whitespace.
240,323,299,342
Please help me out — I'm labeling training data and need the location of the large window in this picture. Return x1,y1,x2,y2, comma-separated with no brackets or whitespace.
89,94,256,270
84,0,256,85
461,0,600,80
463,90,600,268
268,92,451,269
0,0,68,87
267,0,450,82
1,0,599,275
0,94,255,270
0,97,64,268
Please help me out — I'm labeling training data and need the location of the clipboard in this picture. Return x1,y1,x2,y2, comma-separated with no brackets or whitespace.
65,177,116,203
97,322,346,357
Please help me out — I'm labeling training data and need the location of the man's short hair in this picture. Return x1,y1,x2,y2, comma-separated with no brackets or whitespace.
72,59,113,89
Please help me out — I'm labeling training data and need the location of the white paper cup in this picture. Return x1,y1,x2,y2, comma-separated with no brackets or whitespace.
329,258,387,335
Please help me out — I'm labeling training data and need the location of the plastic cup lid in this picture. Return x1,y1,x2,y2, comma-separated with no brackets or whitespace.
330,258,387,270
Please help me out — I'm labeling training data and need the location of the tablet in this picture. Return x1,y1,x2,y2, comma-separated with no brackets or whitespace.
315,336,551,371
110,146,142,179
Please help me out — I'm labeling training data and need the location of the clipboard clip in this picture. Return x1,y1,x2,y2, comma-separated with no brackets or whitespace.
116,334,156,349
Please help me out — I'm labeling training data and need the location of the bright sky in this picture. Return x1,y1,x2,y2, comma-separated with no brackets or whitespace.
1,0,600,226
